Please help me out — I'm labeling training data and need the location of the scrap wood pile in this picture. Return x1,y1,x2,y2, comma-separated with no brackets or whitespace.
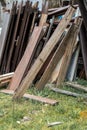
0,0,87,103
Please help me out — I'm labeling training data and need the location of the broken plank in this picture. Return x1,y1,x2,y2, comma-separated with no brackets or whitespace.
0,89,58,105
13,6,75,99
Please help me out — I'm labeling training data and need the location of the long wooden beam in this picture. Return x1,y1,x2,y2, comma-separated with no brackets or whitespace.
56,18,82,86
0,89,58,105
9,26,44,90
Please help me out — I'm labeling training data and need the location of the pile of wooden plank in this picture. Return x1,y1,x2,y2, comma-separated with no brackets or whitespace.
0,1,39,74
0,0,87,100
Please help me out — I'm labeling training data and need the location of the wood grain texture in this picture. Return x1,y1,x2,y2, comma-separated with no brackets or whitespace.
0,89,58,105
9,26,43,90
56,18,82,86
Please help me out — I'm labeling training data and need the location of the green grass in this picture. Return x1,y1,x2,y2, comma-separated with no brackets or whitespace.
0,79,87,130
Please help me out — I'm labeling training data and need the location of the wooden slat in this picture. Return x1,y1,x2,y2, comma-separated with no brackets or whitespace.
0,72,14,80
9,27,44,90
13,6,75,99
0,89,58,105
56,18,82,86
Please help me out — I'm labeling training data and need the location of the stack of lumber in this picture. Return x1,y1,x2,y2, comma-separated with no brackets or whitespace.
0,1,39,74
1,0,87,100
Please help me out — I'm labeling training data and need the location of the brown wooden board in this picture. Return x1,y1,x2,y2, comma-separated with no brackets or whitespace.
9,26,44,90
0,89,58,105
56,18,82,86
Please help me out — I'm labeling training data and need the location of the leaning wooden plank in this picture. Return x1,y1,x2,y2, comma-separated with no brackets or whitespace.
9,27,44,90
56,18,82,86
15,2,33,66
80,23,87,79
13,6,75,99
49,30,68,83
0,89,58,105
48,86,87,98
66,82,87,92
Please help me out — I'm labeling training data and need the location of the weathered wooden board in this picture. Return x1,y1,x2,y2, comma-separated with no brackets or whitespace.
56,18,82,86
13,6,75,99
9,26,44,90
0,89,58,105
0,72,14,80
